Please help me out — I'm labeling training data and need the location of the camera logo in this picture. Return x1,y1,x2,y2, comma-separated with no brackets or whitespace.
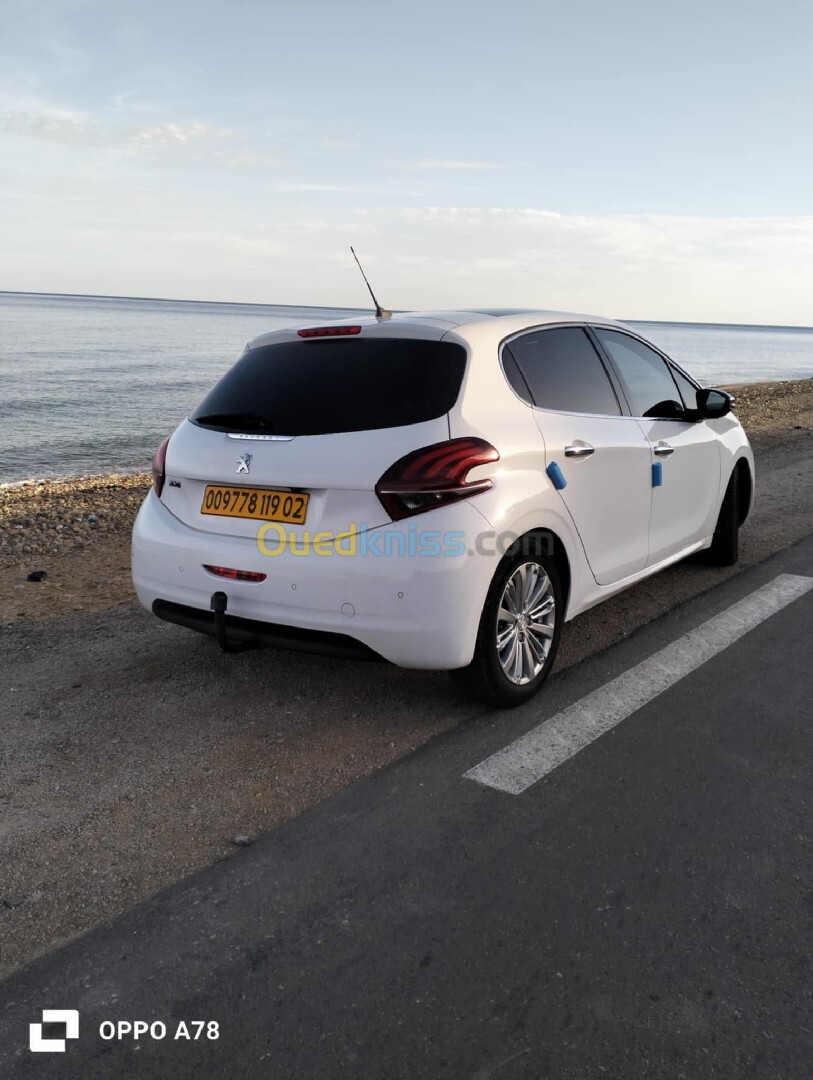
29,1010,79,1053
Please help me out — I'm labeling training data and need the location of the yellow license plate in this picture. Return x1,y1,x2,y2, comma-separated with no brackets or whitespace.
201,485,309,524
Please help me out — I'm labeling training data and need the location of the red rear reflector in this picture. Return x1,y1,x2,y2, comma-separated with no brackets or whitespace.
203,565,267,583
297,325,362,338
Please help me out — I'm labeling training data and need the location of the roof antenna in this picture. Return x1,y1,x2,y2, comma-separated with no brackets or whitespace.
350,246,391,319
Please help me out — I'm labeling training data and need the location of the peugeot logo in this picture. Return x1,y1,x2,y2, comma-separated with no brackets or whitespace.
236,453,252,475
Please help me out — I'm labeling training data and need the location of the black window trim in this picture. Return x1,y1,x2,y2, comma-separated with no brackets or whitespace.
587,324,702,421
498,322,629,419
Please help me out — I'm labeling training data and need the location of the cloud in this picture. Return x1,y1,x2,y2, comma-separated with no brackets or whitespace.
0,105,226,148
0,103,281,167
109,91,166,115
207,148,280,168
271,181,420,195
392,159,505,171
129,121,224,146
343,207,813,321
0,106,109,146
274,182,378,193
313,138,361,150
2,151,812,321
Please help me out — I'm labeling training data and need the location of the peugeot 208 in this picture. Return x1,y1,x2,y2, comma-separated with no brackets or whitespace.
132,310,754,706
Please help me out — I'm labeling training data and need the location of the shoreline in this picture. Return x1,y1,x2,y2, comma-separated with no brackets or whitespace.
2,376,811,623
0,468,149,492
1,376,812,491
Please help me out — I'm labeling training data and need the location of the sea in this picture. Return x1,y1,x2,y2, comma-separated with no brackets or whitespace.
2,290,812,485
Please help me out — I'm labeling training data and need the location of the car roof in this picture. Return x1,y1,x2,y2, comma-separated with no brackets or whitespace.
247,308,628,350
397,309,625,328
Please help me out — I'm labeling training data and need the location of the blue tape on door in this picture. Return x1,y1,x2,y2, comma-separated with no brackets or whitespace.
547,461,567,490
652,462,663,487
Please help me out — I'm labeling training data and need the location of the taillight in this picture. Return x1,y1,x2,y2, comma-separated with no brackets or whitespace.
151,436,170,497
297,325,362,338
376,437,500,521
203,565,267,583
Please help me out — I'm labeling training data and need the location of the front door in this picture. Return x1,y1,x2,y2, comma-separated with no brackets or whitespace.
592,327,722,565
635,417,721,562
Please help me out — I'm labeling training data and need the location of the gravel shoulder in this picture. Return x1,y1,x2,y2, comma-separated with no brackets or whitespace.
1,378,813,980
0,473,149,622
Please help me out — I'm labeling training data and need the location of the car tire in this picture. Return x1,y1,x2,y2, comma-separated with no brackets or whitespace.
450,540,563,708
705,467,740,566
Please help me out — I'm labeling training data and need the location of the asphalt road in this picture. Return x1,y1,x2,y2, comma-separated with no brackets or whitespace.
2,532,813,1079
2,431,813,983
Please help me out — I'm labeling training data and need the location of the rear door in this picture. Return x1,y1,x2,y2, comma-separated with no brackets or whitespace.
503,326,652,586
592,328,722,564
161,331,467,545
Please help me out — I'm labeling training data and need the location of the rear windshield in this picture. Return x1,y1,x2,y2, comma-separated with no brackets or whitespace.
190,338,467,436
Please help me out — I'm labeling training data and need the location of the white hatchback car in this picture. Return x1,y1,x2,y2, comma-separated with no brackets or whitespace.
132,310,754,706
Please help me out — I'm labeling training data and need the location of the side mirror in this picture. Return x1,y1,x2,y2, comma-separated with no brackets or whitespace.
696,388,732,420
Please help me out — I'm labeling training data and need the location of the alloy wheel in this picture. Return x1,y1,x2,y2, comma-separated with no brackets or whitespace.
495,561,556,685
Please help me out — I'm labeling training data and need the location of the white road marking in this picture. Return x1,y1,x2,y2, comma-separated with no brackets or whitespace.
465,573,813,795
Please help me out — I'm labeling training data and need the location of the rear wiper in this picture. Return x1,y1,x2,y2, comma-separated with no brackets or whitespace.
194,412,275,430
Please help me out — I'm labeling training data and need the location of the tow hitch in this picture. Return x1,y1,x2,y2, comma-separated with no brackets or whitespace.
210,591,254,653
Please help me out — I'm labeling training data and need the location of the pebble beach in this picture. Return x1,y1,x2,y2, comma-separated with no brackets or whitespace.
2,377,812,623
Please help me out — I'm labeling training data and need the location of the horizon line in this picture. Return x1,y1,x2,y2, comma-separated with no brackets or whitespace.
0,288,368,314
1,289,812,333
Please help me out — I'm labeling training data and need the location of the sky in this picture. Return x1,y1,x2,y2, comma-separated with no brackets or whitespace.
1,0,812,323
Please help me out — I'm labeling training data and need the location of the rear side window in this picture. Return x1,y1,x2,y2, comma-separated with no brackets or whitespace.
593,329,685,419
503,327,621,415
191,338,467,436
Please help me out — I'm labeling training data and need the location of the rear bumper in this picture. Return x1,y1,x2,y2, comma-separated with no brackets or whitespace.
131,491,499,669
152,599,384,661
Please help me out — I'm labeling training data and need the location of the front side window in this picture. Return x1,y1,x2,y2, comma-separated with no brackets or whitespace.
668,363,700,411
503,327,621,415
593,329,685,419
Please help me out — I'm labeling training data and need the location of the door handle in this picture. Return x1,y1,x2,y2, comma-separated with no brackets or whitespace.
564,442,595,458
653,442,674,457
